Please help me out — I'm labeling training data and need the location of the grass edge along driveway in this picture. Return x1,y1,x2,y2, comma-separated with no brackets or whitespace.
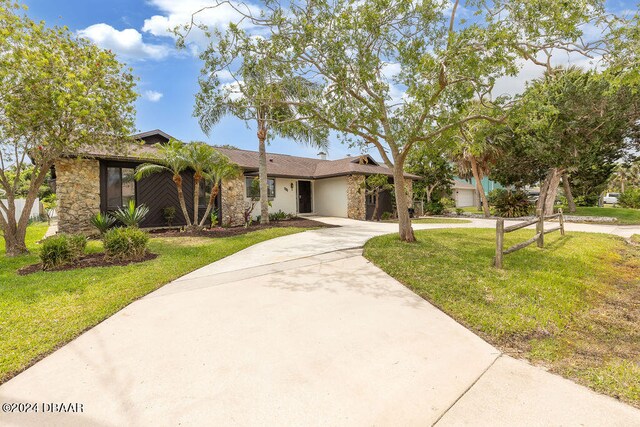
364,228,640,408
0,223,310,383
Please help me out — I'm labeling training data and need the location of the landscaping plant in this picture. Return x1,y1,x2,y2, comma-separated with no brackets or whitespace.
490,189,533,218
112,200,150,228
90,212,116,234
618,188,640,209
40,233,86,270
103,227,149,260
162,206,176,226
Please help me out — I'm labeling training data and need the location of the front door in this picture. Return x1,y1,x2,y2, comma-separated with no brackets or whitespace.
298,180,312,213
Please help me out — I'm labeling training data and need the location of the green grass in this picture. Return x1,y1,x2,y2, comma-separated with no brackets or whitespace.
570,206,640,225
364,228,640,407
0,223,309,383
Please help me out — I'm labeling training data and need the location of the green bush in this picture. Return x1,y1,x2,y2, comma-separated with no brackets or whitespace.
162,206,176,226
210,209,219,228
112,200,150,227
619,189,640,209
269,210,290,221
90,212,116,234
103,227,149,260
425,201,445,215
492,189,533,218
574,195,599,207
440,197,456,209
40,233,86,270
456,208,464,216
381,211,393,220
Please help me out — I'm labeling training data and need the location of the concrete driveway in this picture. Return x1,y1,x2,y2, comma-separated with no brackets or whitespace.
1,217,639,426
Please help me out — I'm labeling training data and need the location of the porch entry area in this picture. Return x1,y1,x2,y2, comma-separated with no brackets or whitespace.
297,180,313,214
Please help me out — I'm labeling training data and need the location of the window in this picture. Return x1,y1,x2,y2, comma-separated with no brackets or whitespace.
366,194,376,205
106,167,136,209
198,180,214,207
246,177,275,199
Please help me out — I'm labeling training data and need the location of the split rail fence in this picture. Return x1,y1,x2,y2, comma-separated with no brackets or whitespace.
493,208,565,269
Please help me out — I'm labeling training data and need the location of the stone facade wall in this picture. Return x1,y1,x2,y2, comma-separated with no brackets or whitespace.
346,174,366,220
221,175,246,227
56,158,101,235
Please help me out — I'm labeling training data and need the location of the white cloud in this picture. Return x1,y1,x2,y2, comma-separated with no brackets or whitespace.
142,0,262,49
215,69,236,82
78,23,171,60
143,90,164,102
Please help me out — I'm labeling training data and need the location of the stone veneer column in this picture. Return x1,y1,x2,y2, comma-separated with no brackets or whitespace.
221,175,246,227
55,158,101,234
347,174,366,220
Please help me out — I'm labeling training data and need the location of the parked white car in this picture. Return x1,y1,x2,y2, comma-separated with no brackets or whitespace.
603,192,620,204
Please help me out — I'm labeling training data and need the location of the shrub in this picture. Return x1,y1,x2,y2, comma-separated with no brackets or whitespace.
425,201,445,215
492,189,533,218
112,200,149,227
162,206,176,226
381,211,393,220
456,208,464,216
269,210,290,221
574,194,599,207
440,197,456,209
210,210,219,228
619,188,640,209
40,233,86,270
103,227,149,260
91,212,116,234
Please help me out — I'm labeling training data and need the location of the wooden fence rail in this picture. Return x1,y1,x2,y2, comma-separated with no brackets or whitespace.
493,209,565,269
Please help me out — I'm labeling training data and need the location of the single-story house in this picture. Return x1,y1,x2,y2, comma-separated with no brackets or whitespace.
53,130,419,234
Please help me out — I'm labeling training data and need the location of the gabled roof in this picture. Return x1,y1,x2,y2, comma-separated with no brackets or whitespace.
71,130,420,180
215,147,420,180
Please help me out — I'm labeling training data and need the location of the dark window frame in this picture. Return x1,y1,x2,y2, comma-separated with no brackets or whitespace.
245,176,275,199
100,160,140,212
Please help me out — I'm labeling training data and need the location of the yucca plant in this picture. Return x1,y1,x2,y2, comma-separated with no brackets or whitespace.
90,212,116,234
112,200,150,227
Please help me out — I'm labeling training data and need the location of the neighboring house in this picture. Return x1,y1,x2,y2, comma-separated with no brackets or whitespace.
53,130,419,234
452,177,503,208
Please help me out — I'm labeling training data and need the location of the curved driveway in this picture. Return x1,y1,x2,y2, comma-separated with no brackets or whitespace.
1,217,639,426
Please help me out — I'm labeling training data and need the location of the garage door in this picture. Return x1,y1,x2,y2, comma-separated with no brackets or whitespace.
456,189,475,207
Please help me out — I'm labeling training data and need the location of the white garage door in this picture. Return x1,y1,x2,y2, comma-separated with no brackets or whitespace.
456,189,475,207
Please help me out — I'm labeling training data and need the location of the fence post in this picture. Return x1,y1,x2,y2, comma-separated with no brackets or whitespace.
559,208,565,236
494,218,504,268
536,208,544,248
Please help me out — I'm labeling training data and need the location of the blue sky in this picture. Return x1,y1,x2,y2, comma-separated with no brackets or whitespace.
22,0,638,161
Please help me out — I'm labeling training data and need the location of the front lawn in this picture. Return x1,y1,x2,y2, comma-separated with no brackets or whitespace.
0,223,309,383
569,206,640,225
412,217,471,224
364,228,640,407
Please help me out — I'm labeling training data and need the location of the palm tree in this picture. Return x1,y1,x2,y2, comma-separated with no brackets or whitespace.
196,45,327,225
134,139,192,227
451,127,501,218
184,142,217,225
199,152,241,227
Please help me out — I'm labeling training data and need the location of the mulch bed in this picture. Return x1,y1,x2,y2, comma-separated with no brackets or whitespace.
149,217,337,238
18,252,158,276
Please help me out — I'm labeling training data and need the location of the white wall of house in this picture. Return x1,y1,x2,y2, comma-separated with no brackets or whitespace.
0,198,41,221
314,177,348,217
247,177,299,219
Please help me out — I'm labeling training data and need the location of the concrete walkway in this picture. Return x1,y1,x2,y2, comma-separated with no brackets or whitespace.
1,217,639,426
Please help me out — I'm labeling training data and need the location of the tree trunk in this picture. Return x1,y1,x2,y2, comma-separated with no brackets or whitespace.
470,156,490,217
257,126,269,225
173,174,192,226
393,166,415,242
193,173,201,226
373,190,380,221
538,168,563,216
1,164,49,256
199,183,219,227
426,185,433,203
562,173,576,213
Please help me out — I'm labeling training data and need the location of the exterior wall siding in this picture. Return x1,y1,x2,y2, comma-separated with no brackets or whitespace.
56,158,101,234
247,177,299,219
